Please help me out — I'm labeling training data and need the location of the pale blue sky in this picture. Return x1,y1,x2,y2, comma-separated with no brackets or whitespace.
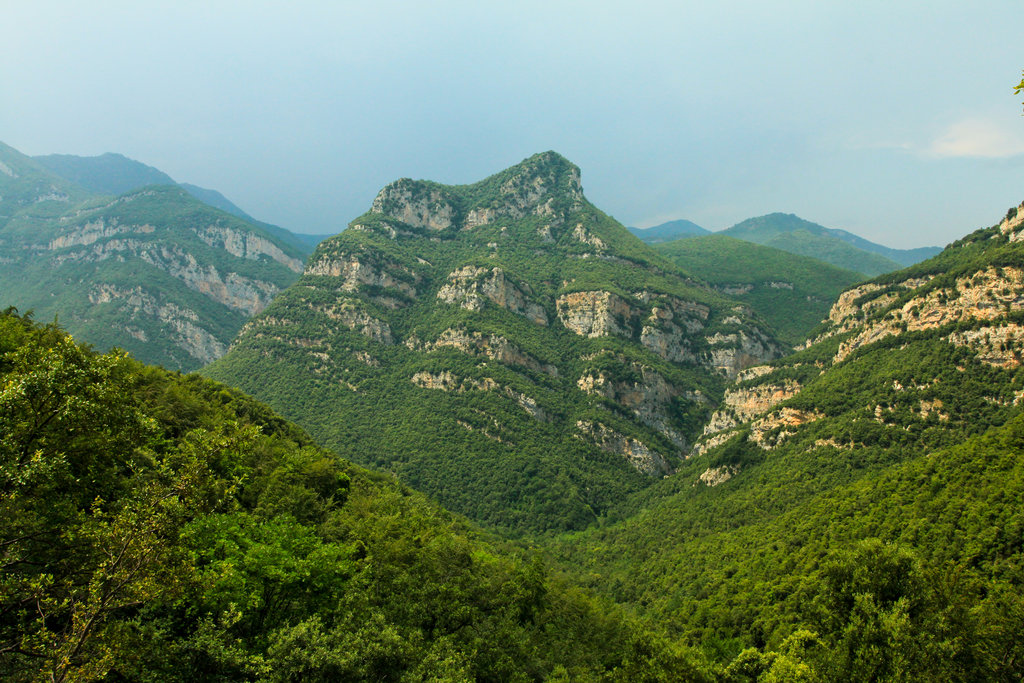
3,1,1023,247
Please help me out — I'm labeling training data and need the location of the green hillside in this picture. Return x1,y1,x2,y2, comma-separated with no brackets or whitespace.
205,152,786,535
629,219,709,243
0,308,727,682
550,204,1024,678
654,234,865,344
0,142,311,371
722,213,939,275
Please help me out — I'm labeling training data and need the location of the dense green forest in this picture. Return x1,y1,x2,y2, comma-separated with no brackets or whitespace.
652,234,864,344
6,307,1023,680
547,216,1024,680
0,308,736,681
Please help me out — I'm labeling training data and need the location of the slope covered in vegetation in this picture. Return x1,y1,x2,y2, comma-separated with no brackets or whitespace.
204,152,787,536
653,234,864,345
550,204,1024,680
0,308,732,682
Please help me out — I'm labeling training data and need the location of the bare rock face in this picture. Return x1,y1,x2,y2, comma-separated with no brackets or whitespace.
698,465,738,487
370,152,585,232
309,299,393,345
487,157,584,223
575,420,671,476
948,323,1024,367
88,284,225,364
437,266,548,324
47,218,155,249
999,201,1024,241
572,223,606,250
639,296,708,364
55,238,281,317
577,362,689,450
701,377,803,440
410,371,547,421
556,290,637,338
558,291,781,374
371,180,456,231
831,267,1024,364
411,327,556,375
748,407,824,450
197,225,304,272
306,253,420,300
705,328,784,379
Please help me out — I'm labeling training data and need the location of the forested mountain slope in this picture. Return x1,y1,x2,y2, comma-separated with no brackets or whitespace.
722,213,940,275
34,151,319,254
0,142,310,371
653,234,865,345
204,152,786,535
0,308,730,682
552,201,1024,680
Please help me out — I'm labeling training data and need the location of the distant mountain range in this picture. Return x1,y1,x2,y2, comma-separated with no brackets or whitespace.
628,219,709,243
0,141,312,371
721,212,941,274
34,152,327,250
631,212,942,276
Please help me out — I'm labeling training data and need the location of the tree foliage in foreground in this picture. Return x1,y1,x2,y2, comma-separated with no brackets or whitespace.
0,308,721,681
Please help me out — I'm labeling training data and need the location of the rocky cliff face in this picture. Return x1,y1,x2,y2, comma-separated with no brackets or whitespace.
198,225,305,272
88,284,226,363
437,266,548,324
371,151,585,233
577,359,691,450
407,327,557,375
306,251,421,304
557,290,782,376
815,267,1024,365
575,420,672,476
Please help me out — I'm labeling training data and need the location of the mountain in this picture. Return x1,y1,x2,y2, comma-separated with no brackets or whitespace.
629,219,709,243
34,152,322,253
0,141,93,225
1,308,711,681
653,234,865,345
0,142,311,371
204,152,786,535
722,212,941,275
551,200,1024,678
35,151,177,195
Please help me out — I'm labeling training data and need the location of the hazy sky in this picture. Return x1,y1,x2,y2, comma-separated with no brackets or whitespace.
4,1,1023,248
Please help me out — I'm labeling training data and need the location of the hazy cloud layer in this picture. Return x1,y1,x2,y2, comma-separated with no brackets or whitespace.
2,1,1022,248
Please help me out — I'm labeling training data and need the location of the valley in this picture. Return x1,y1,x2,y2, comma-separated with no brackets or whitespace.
2,147,1023,681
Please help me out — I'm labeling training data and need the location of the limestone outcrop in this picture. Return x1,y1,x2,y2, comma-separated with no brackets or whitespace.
437,266,548,324
575,420,671,476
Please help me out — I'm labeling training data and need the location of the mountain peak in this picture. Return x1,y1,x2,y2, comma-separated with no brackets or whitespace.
369,152,584,232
